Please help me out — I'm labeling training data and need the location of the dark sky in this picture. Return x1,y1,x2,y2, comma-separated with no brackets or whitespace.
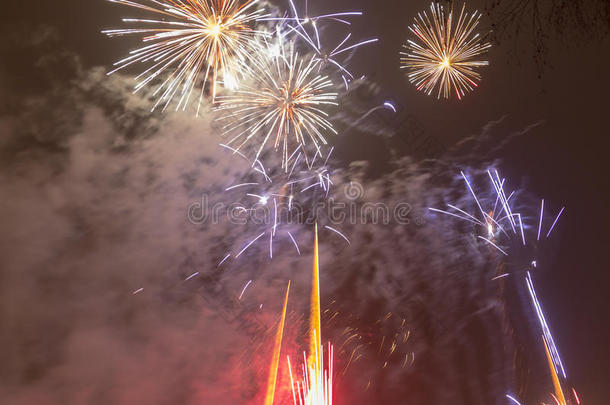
2,0,610,403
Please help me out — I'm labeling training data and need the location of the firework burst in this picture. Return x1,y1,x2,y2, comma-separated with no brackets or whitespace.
218,145,348,265
428,171,564,319
430,170,577,403
267,1,378,89
215,37,338,169
400,2,491,100
103,0,267,113
429,169,565,273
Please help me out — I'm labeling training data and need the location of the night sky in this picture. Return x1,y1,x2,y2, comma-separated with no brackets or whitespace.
1,1,609,404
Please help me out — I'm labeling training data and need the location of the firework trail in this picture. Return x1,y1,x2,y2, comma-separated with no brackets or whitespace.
266,1,378,89
506,273,575,405
324,304,414,389
430,169,576,403
543,335,567,405
342,101,397,135
288,224,334,405
264,281,291,405
526,272,567,381
215,35,338,169
260,224,334,405
429,169,565,263
401,2,491,100
310,223,322,360
525,272,580,405
103,0,267,113
505,394,522,405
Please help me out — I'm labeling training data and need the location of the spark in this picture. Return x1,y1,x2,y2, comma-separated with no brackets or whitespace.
184,272,199,281
225,182,259,191
215,37,338,169
288,342,334,405
429,170,516,249
517,214,526,245
430,169,574,403
324,225,350,245
383,101,397,113
222,146,337,260
428,207,482,226
344,101,398,133
235,231,266,257
326,308,414,390
572,388,581,404
132,287,144,295
219,143,248,160
218,253,231,267
461,170,487,219
429,170,566,262
103,0,267,113
288,231,301,254
400,2,491,100
248,194,269,205
546,206,566,238
263,1,363,26
238,279,253,300
487,222,494,237
288,27,378,89
506,394,522,405
478,235,508,256
526,272,567,379
537,199,545,241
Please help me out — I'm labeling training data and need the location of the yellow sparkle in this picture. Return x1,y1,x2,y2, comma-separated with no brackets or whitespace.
209,23,222,36
401,2,491,100
104,0,266,111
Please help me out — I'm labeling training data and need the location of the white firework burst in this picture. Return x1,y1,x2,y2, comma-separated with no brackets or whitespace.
215,36,338,169
103,0,268,113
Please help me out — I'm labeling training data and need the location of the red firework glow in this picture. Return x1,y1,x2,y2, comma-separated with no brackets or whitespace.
264,224,334,405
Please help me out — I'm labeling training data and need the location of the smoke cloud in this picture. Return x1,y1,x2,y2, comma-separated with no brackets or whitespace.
0,27,544,404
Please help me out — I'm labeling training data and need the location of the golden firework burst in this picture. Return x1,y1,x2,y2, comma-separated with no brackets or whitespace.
400,3,491,100
215,38,338,169
104,0,267,113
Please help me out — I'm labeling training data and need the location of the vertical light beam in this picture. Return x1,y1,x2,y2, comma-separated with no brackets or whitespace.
265,281,291,405
543,336,567,405
310,223,322,362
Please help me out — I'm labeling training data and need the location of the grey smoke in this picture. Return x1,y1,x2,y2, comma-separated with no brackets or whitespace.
0,28,544,404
